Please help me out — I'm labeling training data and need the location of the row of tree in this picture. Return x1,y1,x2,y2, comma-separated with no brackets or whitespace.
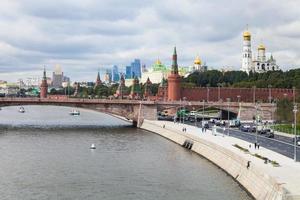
184,69,300,89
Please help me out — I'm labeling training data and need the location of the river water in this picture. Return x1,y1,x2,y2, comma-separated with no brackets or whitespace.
0,106,252,200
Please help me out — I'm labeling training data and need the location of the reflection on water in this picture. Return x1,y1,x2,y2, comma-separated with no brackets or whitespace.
0,106,252,200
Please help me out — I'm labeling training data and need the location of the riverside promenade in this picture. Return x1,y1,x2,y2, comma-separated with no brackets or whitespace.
141,120,300,200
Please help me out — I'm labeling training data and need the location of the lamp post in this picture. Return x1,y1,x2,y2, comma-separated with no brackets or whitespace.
253,86,256,103
293,104,298,162
207,86,210,102
183,97,186,125
255,103,260,144
237,95,241,103
293,87,296,105
217,83,221,102
268,85,272,103
226,98,230,136
202,99,205,123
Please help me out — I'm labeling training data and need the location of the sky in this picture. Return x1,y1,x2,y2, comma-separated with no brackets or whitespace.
0,0,300,82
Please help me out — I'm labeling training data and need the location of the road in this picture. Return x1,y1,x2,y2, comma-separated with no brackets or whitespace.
159,117,300,161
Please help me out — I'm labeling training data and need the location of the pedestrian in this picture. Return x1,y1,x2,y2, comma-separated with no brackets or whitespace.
257,143,260,149
202,127,204,133
249,144,251,149
163,124,165,128
254,142,257,149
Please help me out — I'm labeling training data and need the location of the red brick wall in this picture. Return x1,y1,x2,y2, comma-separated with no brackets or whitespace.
180,87,296,102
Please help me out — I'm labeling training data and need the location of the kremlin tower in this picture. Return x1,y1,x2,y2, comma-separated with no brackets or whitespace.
40,67,48,98
241,29,252,73
144,77,152,98
115,73,126,99
167,47,181,101
95,71,102,87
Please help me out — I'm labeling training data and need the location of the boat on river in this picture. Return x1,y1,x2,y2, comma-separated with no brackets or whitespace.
19,107,25,113
69,109,80,116
90,144,96,149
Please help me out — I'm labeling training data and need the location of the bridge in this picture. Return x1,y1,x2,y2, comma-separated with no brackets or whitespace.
0,98,276,126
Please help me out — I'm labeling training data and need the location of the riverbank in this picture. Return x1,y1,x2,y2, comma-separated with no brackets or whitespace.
141,120,300,200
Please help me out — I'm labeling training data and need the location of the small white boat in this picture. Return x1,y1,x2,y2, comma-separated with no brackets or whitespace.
69,109,80,116
19,107,25,113
90,144,96,149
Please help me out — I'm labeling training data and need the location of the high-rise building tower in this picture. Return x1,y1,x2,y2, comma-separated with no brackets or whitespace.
112,65,120,82
40,67,48,98
167,47,181,101
131,59,141,78
52,64,64,88
241,29,252,73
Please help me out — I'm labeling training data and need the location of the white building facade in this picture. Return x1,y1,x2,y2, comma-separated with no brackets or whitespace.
241,30,280,73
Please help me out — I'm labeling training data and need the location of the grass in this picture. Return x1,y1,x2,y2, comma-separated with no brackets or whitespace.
233,144,280,167
271,124,300,135
233,144,249,153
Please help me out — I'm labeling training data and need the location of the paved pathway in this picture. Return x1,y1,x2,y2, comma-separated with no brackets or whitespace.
149,120,300,197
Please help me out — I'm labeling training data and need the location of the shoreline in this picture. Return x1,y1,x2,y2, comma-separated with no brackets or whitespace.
141,120,300,200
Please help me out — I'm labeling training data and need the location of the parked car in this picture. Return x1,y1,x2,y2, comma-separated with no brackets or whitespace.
292,136,300,146
240,125,251,132
265,132,274,138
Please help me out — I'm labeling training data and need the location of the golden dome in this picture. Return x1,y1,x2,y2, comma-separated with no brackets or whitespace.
243,31,251,37
194,56,202,65
258,44,266,50
155,59,162,65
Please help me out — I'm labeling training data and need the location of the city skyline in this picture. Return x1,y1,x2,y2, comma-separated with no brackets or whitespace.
0,0,300,81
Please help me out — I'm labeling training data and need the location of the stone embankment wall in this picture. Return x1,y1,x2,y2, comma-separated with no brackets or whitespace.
141,120,289,200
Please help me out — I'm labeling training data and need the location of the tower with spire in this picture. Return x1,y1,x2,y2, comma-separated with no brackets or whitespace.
115,73,126,99
95,71,102,87
167,47,181,101
241,26,253,73
40,67,48,98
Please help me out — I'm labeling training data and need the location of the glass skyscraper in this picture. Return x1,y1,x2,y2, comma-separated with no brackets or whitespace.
131,59,141,78
112,65,120,82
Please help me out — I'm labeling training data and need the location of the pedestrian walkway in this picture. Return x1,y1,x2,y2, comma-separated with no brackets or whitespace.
150,120,300,197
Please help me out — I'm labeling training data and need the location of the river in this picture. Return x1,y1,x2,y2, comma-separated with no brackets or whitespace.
0,106,252,200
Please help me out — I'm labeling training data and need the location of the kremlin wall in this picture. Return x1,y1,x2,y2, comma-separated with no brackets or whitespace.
155,46,297,103
157,86,296,102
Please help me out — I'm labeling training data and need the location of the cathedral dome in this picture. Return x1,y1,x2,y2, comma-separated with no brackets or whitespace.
243,31,251,37
155,59,162,65
258,44,266,50
194,56,202,65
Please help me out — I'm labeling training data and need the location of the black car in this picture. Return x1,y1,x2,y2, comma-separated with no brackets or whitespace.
265,132,274,138
240,125,250,132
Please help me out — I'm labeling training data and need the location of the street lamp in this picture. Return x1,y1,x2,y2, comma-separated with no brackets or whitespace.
253,86,256,103
268,85,272,103
293,104,298,162
255,102,260,144
207,86,210,102
237,95,241,103
226,98,230,136
183,97,187,124
202,99,205,123
217,83,221,102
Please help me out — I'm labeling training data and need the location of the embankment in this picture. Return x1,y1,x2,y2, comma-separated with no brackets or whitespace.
141,120,290,200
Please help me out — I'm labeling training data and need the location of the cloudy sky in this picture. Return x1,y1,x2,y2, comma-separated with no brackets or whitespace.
0,0,300,82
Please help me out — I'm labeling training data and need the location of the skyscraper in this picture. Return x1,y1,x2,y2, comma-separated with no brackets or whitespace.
131,59,141,78
52,64,63,88
112,65,120,82
125,65,132,79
